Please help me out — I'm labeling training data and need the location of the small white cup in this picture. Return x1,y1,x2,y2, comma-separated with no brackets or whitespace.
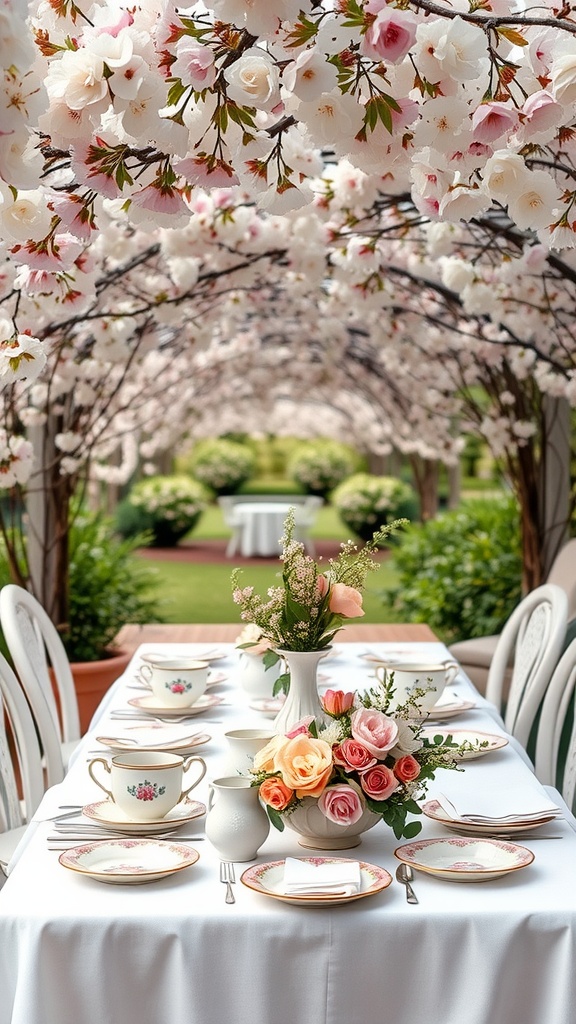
223,728,275,776
140,658,209,707
376,661,459,714
88,751,206,820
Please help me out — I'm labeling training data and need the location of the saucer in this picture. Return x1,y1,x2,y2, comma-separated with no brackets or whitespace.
241,857,392,907
421,799,557,836
95,726,212,755
192,649,227,664
420,729,508,761
127,694,223,717
395,836,534,882
249,696,285,718
206,671,227,688
425,698,476,721
82,797,206,834
59,838,200,884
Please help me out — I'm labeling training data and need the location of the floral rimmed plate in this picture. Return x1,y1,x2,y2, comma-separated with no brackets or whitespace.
424,697,476,721
95,726,212,755
240,857,392,907
420,729,509,761
82,797,206,834
59,838,200,885
421,799,557,836
206,671,227,688
127,694,223,717
249,697,285,718
395,836,534,882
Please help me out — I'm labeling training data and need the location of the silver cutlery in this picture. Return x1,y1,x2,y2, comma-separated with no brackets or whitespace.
46,808,85,822
396,863,418,904
220,861,236,904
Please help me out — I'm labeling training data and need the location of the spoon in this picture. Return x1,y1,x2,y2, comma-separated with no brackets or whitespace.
396,863,418,904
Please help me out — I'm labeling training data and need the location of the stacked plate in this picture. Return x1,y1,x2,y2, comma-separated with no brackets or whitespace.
422,798,559,836
95,724,212,756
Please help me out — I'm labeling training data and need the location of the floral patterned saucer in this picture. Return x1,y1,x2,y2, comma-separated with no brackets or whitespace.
241,856,392,907
395,836,534,882
82,797,206,834
128,694,223,717
420,729,509,761
59,838,199,884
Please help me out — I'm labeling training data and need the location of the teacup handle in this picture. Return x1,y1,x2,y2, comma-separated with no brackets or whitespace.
208,783,215,812
137,664,153,686
88,757,114,801
444,662,459,685
180,756,207,801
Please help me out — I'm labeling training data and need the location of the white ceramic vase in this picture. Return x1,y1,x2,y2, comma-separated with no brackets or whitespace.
238,650,282,700
272,648,328,735
283,797,382,850
205,777,270,862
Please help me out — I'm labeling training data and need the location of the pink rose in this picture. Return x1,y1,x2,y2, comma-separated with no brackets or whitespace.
316,574,330,599
329,583,364,618
394,755,421,782
286,716,314,738
333,738,377,773
318,784,365,826
322,689,355,715
360,765,399,800
350,707,399,757
360,8,418,63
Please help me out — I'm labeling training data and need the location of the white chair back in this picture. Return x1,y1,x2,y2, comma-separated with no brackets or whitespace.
535,638,576,791
486,584,568,750
0,585,76,785
0,650,45,823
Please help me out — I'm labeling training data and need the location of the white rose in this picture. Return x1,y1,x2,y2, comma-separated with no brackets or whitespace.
223,48,280,111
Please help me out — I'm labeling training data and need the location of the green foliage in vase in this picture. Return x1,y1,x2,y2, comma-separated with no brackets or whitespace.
387,497,522,644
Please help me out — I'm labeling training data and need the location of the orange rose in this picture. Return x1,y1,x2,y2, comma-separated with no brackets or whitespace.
260,776,294,811
329,583,364,618
252,735,289,774
274,735,334,798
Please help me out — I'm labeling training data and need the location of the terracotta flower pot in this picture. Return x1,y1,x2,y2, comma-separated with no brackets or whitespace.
64,648,132,735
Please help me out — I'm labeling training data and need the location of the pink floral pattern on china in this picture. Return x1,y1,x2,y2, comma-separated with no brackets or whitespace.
127,779,166,802
396,837,535,876
165,678,193,694
241,856,393,904
59,839,200,881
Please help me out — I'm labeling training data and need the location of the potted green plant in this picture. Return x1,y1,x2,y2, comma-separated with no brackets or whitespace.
116,475,211,547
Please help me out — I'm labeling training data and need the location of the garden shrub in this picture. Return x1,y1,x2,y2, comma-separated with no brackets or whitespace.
287,440,358,499
332,473,418,543
188,438,256,495
116,475,210,547
387,496,522,644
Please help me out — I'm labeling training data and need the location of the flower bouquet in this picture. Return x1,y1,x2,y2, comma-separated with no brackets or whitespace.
251,678,463,843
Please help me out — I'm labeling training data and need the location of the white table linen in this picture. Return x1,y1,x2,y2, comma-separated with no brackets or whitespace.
2,642,576,1024
233,501,294,556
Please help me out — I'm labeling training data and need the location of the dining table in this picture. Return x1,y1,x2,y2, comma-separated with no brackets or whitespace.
1,627,575,1024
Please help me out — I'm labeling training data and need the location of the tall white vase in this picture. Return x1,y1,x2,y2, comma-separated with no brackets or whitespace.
272,648,328,735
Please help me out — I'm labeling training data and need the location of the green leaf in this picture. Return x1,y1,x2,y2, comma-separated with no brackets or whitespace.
402,820,422,839
267,806,285,831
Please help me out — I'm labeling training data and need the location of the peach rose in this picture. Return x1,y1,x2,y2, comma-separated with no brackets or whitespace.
394,755,421,782
360,765,399,800
329,583,364,618
274,735,333,798
350,707,399,757
260,776,294,811
333,738,377,773
316,574,330,599
252,734,289,774
322,689,355,715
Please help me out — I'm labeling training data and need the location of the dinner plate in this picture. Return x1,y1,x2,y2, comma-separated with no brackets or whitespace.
241,857,393,907
94,726,212,755
249,696,285,717
82,797,206,834
395,836,534,882
127,694,223,717
421,799,557,836
420,729,509,761
59,838,200,885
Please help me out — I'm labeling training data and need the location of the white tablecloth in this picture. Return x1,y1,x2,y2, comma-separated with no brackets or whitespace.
1,642,575,1024
234,502,294,556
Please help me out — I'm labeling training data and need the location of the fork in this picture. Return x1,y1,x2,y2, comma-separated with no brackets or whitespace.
220,861,236,904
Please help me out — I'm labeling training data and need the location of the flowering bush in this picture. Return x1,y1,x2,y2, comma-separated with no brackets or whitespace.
232,506,406,652
287,441,358,499
333,474,418,543
251,682,462,839
116,475,211,548
189,439,256,496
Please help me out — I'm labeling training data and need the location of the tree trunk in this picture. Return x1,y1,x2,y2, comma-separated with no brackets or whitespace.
409,456,439,522
539,396,570,579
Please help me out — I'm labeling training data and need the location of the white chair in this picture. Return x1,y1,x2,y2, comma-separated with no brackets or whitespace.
0,584,78,781
485,583,568,752
534,638,576,789
449,538,576,694
0,651,46,881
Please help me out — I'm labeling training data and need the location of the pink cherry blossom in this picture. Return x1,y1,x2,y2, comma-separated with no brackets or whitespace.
360,8,418,64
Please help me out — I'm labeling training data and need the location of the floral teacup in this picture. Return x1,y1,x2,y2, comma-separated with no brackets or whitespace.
140,657,209,707
88,751,206,820
376,661,459,714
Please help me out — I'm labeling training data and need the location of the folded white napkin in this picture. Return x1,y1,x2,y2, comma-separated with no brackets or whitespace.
434,772,561,824
282,858,361,896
